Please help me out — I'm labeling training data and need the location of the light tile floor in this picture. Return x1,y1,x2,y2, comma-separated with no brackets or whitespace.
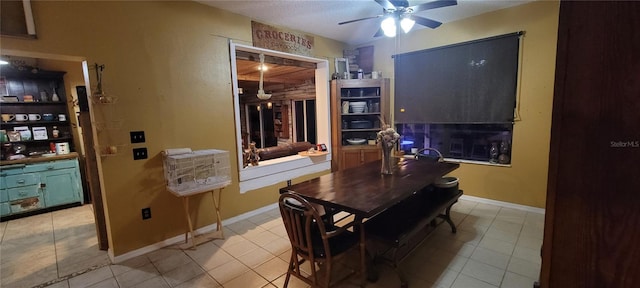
1,198,544,288
0,204,110,288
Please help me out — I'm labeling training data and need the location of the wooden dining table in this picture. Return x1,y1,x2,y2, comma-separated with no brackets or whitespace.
279,156,460,284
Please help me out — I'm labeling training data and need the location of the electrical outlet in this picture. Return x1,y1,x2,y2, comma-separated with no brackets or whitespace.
142,207,151,220
133,147,148,160
130,131,145,143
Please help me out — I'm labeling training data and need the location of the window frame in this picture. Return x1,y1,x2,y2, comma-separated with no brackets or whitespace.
292,99,316,143
230,42,331,193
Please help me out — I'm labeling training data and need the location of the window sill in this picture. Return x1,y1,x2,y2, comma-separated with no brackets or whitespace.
402,155,511,167
443,158,511,167
239,154,331,193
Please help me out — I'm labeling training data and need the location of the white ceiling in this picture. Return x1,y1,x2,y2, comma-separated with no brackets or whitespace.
197,0,533,46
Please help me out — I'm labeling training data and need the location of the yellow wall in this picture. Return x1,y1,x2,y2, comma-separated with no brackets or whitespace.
1,1,345,256
1,0,558,256
367,1,560,208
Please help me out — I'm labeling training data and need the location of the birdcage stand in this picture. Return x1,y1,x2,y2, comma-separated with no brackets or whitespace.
163,148,231,250
168,183,228,250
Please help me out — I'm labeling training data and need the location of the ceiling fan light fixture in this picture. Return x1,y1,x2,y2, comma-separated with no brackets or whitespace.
400,17,415,33
381,17,396,37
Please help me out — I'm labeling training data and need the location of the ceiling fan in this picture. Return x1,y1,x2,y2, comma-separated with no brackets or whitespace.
339,0,457,37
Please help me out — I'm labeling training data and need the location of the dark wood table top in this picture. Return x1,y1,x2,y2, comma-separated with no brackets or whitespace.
280,157,460,218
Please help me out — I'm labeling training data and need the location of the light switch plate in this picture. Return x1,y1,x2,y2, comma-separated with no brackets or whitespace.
130,131,145,143
133,147,148,160
142,207,151,220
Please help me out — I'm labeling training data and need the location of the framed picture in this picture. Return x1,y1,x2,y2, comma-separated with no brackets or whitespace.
13,126,31,140
335,57,350,79
32,126,47,140
7,131,22,142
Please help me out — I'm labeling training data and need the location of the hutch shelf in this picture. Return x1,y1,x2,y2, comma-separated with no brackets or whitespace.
330,78,390,171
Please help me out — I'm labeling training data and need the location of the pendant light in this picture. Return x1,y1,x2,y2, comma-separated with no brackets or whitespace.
257,53,272,100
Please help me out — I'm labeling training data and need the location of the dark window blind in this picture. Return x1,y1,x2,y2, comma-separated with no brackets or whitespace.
394,32,521,124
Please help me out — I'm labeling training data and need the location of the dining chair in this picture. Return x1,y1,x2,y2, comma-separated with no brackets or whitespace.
279,192,362,288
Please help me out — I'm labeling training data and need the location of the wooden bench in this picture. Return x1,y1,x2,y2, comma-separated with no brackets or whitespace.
364,186,463,287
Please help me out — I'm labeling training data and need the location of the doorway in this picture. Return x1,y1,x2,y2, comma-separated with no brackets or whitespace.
2,50,108,250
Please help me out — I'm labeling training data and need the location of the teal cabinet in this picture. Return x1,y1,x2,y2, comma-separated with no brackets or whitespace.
42,167,82,207
0,203,9,216
0,158,83,218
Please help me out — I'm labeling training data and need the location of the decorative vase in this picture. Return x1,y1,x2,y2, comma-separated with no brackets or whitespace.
380,141,393,175
51,89,60,102
489,142,499,163
499,141,511,164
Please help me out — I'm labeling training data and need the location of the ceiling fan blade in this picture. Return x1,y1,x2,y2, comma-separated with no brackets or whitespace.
375,0,397,10
409,0,457,12
373,28,384,37
411,15,442,29
339,15,382,25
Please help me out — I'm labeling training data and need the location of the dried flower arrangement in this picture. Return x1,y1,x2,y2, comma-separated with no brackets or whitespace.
376,116,400,148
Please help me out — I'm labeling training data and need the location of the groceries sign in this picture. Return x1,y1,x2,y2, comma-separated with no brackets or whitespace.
251,21,314,56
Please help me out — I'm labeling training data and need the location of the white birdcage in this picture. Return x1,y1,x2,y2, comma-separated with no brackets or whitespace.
163,148,231,196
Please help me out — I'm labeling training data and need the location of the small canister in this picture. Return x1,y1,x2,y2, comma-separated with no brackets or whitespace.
55,142,70,155
357,69,363,79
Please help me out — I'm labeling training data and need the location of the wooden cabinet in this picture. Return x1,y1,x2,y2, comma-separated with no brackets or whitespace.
0,157,84,219
340,147,381,170
1,67,74,157
331,79,389,171
541,2,640,287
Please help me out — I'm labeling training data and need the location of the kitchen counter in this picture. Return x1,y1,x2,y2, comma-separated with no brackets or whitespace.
0,152,79,166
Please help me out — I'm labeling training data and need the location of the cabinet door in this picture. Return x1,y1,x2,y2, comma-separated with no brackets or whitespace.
341,150,364,170
362,149,381,164
0,187,8,217
42,168,81,207
0,202,10,217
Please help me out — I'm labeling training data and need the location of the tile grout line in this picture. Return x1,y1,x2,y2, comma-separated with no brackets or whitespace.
51,210,62,281
30,262,112,288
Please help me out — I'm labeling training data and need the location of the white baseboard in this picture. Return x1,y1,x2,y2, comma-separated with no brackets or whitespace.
460,195,545,214
109,202,279,264
109,195,542,263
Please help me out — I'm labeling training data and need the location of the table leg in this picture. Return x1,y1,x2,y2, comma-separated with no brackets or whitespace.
437,200,459,233
182,196,196,249
357,216,367,287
